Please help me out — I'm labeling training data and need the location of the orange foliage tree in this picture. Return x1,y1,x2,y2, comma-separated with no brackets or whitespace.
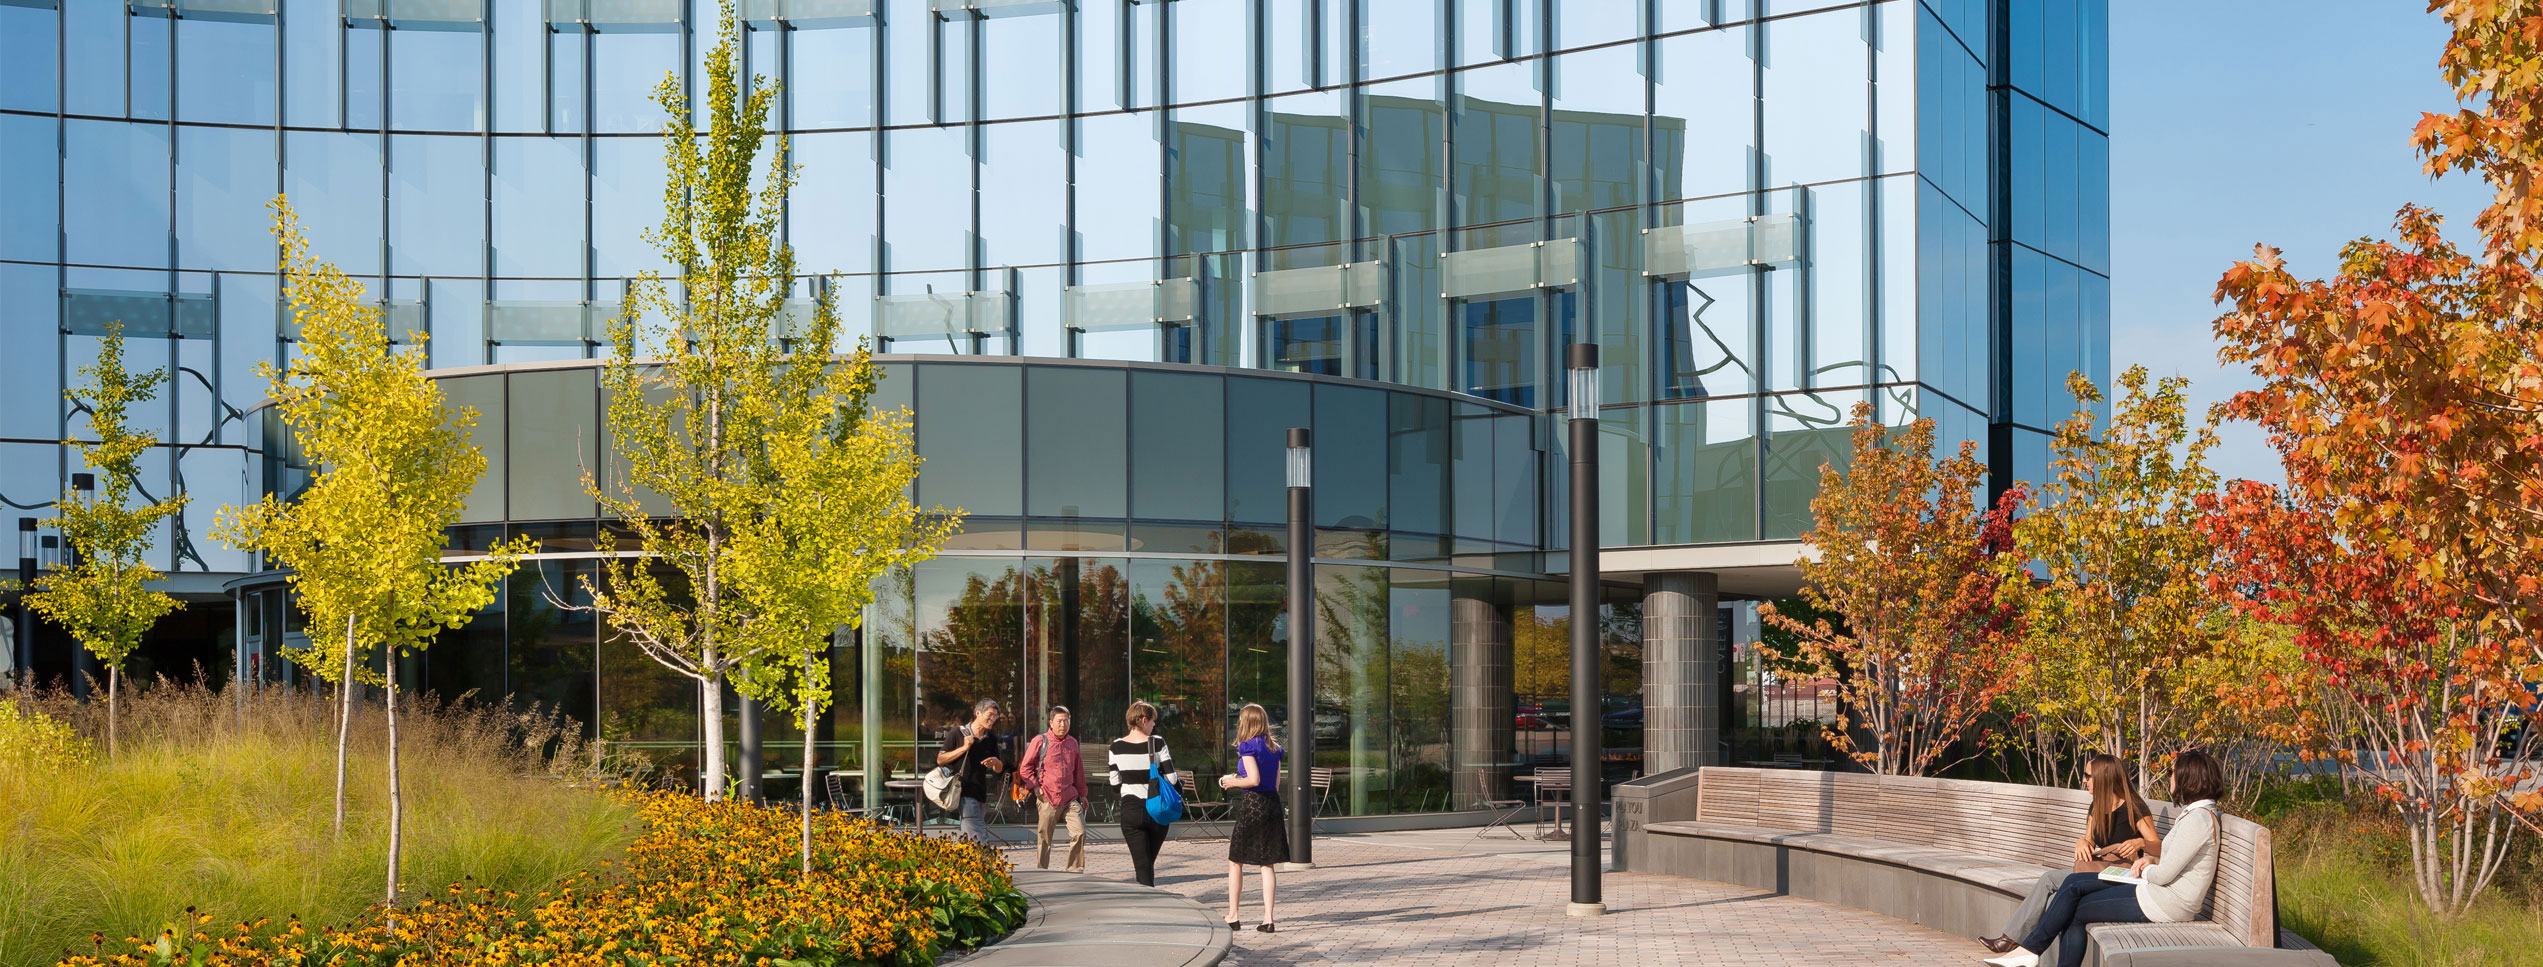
2204,0,2543,914
1761,403,2026,776
2203,481,2533,914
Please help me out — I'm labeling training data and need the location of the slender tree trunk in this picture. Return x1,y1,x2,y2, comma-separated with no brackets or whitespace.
701,665,726,801
107,665,118,763
384,644,403,914
335,613,356,838
802,660,817,877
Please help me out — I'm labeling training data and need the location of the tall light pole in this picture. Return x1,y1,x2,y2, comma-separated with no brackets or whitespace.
14,518,33,689
1283,427,1316,868
1565,344,1604,917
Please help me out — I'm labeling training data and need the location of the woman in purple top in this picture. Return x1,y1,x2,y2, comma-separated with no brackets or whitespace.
1219,702,1289,931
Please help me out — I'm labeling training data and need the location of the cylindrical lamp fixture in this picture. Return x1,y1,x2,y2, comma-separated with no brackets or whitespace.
1283,426,1316,869
15,517,32,575
71,473,94,498
1567,343,1600,422
1565,342,1604,917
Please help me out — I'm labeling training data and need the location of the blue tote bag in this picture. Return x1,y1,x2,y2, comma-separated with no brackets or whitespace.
1145,738,1185,825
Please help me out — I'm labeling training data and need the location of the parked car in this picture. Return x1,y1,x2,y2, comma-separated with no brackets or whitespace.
1314,704,1349,744
1600,707,1643,729
1514,706,1549,730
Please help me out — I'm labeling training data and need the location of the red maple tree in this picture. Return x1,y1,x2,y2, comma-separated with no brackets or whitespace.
2204,0,2543,914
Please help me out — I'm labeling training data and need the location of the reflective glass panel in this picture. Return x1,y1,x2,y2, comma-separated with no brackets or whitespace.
178,20,277,126
1130,369,1225,522
493,137,588,279
391,134,487,277
1131,557,1228,777
1458,296,1534,408
1387,393,1450,541
391,28,482,131
1314,562,1389,814
1225,376,1308,524
176,126,279,273
1760,388,1857,539
1654,397,1756,543
1651,26,1750,202
916,363,1022,516
65,121,171,269
1025,366,1127,519
1313,383,1387,531
1387,569,1449,811
1760,8,1866,188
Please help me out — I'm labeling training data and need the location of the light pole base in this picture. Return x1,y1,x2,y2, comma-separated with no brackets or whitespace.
1565,902,1606,918
1275,862,1316,872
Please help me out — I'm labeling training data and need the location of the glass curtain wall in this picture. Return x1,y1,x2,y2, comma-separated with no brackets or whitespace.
0,2,2105,555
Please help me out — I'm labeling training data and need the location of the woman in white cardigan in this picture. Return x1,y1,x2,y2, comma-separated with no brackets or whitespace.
1982,750,2226,967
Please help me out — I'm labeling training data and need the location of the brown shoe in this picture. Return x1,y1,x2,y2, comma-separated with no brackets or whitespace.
1978,936,2019,954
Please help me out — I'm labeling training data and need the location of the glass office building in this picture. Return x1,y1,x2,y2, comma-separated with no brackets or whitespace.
0,0,2107,818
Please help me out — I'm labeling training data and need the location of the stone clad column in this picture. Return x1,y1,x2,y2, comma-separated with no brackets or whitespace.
1450,593,1514,809
1642,572,1720,774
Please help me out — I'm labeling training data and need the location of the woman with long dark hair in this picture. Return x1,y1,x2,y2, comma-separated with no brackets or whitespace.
1220,702,1289,932
1979,753,2162,952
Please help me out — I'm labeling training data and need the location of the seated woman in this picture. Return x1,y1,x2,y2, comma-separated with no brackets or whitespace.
1982,749,2227,967
1979,753,2162,953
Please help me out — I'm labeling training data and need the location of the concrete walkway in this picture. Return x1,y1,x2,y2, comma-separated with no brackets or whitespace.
948,868,1232,967
991,826,1991,966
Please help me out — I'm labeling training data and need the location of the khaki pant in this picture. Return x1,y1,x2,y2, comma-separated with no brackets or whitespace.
1036,799,1086,872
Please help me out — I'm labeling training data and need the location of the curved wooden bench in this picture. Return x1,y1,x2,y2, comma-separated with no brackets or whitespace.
1621,768,2333,965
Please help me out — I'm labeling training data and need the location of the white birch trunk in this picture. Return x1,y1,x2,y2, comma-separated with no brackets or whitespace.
384,644,403,914
701,667,726,801
802,666,817,876
334,612,356,838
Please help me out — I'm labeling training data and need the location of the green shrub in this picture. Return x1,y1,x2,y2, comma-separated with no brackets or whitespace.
0,699,88,774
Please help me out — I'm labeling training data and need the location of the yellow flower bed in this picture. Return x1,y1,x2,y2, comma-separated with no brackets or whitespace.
58,794,1026,967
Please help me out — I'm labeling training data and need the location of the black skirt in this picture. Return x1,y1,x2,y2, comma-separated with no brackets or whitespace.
1228,789,1291,866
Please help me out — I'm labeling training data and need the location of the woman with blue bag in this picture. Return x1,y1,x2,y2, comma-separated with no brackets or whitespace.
1108,700,1181,886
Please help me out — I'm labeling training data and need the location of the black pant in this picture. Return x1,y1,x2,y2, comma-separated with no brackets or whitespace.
1119,798,1170,886
2020,871,2152,967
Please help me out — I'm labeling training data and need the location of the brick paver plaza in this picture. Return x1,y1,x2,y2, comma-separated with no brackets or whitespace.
998,828,1985,966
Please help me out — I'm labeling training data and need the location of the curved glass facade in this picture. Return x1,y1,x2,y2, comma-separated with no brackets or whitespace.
248,357,1646,817
3,1,2108,814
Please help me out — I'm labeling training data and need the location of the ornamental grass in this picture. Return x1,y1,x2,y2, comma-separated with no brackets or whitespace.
1,681,634,967
55,793,1026,967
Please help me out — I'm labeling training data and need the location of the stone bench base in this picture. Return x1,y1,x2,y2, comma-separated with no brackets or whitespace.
1641,822,2337,966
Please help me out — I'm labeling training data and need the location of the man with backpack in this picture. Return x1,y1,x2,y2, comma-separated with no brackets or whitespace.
1016,705,1089,872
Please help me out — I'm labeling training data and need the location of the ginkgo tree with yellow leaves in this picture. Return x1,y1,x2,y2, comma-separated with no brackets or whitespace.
215,200,532,911
727,346,960,873
584,3,960,805
26,322,185,763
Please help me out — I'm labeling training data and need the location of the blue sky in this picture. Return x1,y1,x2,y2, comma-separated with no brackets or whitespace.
2110,0,2490,484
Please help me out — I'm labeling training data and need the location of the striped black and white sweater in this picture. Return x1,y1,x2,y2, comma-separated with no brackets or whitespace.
1107,736,1177,799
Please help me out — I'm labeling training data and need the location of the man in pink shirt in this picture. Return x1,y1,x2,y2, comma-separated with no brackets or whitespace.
1017,706,1090,872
